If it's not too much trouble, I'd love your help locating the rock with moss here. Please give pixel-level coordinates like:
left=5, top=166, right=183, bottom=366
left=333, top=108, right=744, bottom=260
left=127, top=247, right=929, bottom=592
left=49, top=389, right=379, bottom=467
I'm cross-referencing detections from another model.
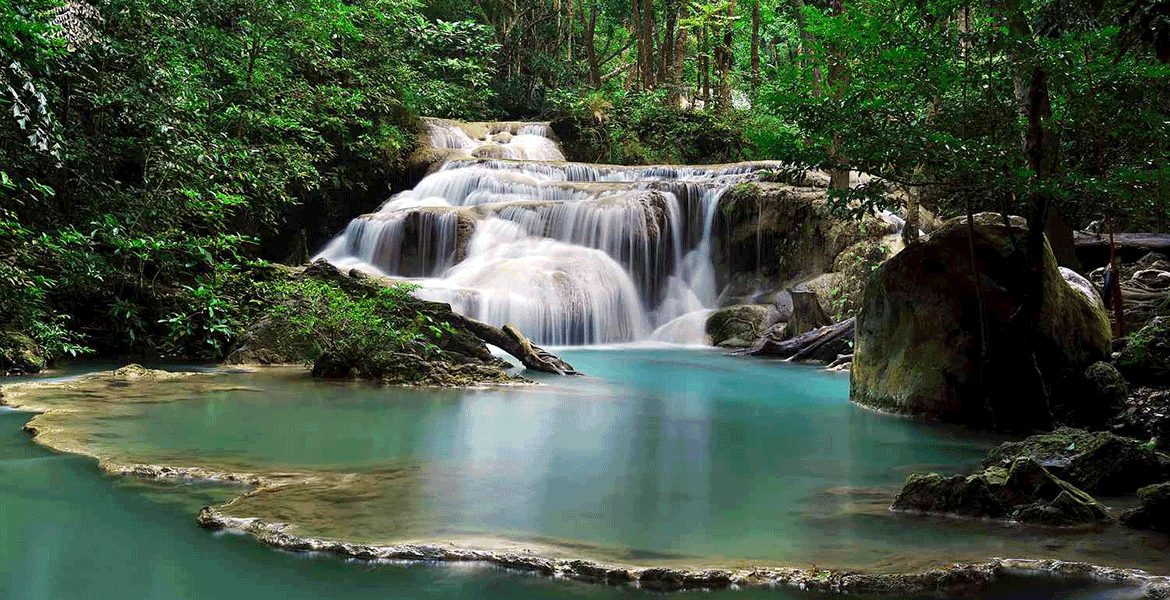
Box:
left=893, top=457, right=1110, bottom=526
left=312, top=351, right=524, bottom=387
left=705, top=305, right=780, bottom=348
left=1120, top=482, right=1170, bottom=533
left=1055, top=362, right=1129, bottom=428
left=1117, top=317, right=1170, bottom=385
left=0, top=331, right=48, bottom=375
left=712, top=182, right=896, bottom=305
left=982, top=428, right=1170, bottom=495
left=851, top=214, right=1113, bottom=429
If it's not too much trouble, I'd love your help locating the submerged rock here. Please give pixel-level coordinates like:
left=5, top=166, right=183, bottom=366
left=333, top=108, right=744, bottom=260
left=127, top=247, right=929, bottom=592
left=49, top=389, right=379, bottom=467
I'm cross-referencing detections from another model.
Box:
left=851, top=214, right=1112, bottom=429
left=892, top=456, right=1110, bottom=526
left=982, top=428, right=1170, bottom=495
left=1120, top=482, right=1170, bottom=533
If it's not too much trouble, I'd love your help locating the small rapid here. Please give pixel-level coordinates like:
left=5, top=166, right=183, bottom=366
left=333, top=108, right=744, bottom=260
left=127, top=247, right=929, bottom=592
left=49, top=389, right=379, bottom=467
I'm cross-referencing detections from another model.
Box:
left=315, top=118, right=784, bottom=345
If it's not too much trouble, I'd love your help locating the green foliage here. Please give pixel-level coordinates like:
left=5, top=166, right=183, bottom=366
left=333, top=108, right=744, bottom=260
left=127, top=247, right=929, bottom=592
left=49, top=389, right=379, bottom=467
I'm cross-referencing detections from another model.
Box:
left=756, top=0, right=1170, bottom=228
left=261, top=279, right=441, bottom=364
left=554, top=89, right=752, bottom=164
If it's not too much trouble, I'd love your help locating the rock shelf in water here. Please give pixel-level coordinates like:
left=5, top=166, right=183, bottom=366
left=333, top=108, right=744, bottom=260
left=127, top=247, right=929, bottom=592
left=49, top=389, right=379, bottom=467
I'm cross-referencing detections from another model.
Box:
left=194, top=506, right=1170, bottom=597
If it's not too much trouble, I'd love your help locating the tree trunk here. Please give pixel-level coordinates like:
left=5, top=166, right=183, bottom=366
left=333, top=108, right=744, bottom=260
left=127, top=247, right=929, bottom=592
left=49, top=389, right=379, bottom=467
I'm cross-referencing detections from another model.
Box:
left=1007, top=3, right=1058, bottom=428
left=702, top=25, right=711, bottom=105
left=672, top=24, right=688, bottom=106
left=632, top=0, right=643, bottom=89
left=660, top=6, right=677, bottom=92
left=788, top=0, right=820, bottom=96
left=827, top=0, right=849, bottom=190
left=751, top=0, right=761, bottom=87
left=582, top=4, right=601, bottom=88
left=641, top=0, right=656, bottom=89
left=718, top=0, right=737, bottom=111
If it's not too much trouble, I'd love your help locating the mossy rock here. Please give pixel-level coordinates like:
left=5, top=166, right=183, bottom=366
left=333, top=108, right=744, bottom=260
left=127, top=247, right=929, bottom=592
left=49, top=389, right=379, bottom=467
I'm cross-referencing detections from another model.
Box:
left=0, top=331, right=48, bottom=375
left=312, top=351, right=523, bottom=387
left=850, top=213, right=1112, bottom=429
left=893, top=456, right=1110, bottom=526
left=1058, top=362, right=1128, bottom=427
left=705, top=305, right=779, bottom=348
left=1120, top=482, right=1170, bottom=533
left=982, top=428, right=1170, bottom=495
left=1117, top=317, right=1170, bottom=385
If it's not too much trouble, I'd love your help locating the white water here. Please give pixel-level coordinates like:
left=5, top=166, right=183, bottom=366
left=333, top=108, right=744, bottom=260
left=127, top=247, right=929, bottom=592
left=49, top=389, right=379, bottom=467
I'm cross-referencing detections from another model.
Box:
left=316, top=119, right=780, bottom=345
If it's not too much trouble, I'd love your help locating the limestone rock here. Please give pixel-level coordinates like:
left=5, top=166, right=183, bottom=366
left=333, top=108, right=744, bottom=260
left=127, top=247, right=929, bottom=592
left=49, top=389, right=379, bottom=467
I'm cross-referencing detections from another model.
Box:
left=1120, top=482, right=1170, bottom=533
left=1117, top=317, right=1170, bottom=385
left=851, top=213, right=1112, bottom=428
left=705, top=305, right=780, bottom=347
left=892, top=457, right=1110, bottom=526
left=712, top=182, right=895, bottom=303
left=982, top=428, right=1170, bottom=495
left=0, top=331, right=47, bottom=375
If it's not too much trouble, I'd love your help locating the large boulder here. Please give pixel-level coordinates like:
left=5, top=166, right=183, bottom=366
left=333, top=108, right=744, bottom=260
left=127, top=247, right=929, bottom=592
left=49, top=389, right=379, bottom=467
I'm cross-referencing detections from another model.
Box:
left=0, top=331, right=48, bottom=375
left=982, top=428, right=1170, bottom=495
left=705, top=305, right=780, bottom=348
left=892, top=457, right=1110, bottom=526
left=1117, top=317, right=1170, bottom=385
left=1120, top=482, right=1170, bottom=533
left=851, top=214, right=1113, bottom=429
left=712, top=182, right=896, bottom=304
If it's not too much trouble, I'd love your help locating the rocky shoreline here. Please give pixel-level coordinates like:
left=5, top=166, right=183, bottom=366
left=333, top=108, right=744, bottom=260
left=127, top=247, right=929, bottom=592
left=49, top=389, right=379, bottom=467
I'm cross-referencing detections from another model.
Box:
left=195, top=506, right=1170, bottom=597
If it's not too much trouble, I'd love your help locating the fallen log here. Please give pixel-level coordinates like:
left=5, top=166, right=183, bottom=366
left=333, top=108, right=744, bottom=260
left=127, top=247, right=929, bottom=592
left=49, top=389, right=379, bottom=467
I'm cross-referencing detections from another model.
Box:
left=1074, top=232, right=1170, bottom=266
left=438, top=312, right=580, bottom=376
left=741, top=318, right=855, bottom=363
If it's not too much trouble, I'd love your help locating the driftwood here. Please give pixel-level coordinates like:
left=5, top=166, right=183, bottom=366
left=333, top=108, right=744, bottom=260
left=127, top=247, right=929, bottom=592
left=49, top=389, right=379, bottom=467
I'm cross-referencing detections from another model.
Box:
left=743, top=318, right=855, bottom=362
left=1075, top=232, right=1170, bottom=265
left=440, top=312, right=580, bottom=375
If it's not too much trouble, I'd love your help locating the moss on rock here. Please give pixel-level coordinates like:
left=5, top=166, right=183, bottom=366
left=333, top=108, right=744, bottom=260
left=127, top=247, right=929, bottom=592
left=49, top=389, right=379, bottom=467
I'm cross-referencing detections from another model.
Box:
left=0, top=331, right=48, bottom=375
left=850, top=214, right=1112, bottom=429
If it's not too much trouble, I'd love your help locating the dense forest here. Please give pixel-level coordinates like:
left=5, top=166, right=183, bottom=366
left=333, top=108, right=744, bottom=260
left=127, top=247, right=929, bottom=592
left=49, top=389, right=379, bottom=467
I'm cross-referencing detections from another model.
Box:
left=1, top=0, right=1168, bottom=370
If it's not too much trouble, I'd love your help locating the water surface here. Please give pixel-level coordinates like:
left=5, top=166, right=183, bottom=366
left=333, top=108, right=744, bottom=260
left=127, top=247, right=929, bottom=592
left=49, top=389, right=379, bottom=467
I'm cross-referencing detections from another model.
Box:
left=6, top=349, right=1170, bottom=578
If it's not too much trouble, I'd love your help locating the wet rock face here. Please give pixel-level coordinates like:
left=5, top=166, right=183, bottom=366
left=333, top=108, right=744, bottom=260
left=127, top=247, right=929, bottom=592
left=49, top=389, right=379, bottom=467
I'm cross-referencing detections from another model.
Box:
left=892, top=457, right=1110, bottom=526
left=850, top=214, right=1113, bottom=429
left=711, top=182, right=895, bottom=305
left=1117, top=317, right=1170, bottom=385
left=982, top=428, right=1170, bottom=496
left=1120, top=482, right=1170, bottom=533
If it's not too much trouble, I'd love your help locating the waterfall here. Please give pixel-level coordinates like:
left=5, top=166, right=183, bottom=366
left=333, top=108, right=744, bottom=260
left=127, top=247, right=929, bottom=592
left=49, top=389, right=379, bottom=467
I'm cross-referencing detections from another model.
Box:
left=315, top=118, right=781, bottom=345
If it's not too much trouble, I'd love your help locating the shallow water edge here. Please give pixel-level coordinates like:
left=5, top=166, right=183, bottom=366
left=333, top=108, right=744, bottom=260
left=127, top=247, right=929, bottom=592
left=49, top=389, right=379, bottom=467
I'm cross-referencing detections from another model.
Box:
left=3, top=363, right=1170, bottom=598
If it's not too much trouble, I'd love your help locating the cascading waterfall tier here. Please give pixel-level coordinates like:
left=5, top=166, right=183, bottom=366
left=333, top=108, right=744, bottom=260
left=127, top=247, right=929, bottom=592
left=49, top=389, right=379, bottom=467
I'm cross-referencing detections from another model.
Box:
left=316, top=118, right=786, bottom=345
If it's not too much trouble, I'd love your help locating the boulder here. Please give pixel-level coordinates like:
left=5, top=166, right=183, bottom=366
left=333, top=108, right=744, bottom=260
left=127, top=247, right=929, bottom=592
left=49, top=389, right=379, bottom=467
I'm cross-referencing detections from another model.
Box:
left=0, top=331, right=47, bottom=375
left=1117, top=317, right=1170, bottom=385
left=1055, top=362, right=1128, bottom=428
left=712, top=182, right=895, bottom=303
left=1120, top=482, right=1170, bottom=533
left=892, top=457, right=1110, bottom=526
left=851, top=214, right=1113, bottom=429
left=982, top=428, right=1170, bottom=495
left=705, top=305, right=780, bottom=348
